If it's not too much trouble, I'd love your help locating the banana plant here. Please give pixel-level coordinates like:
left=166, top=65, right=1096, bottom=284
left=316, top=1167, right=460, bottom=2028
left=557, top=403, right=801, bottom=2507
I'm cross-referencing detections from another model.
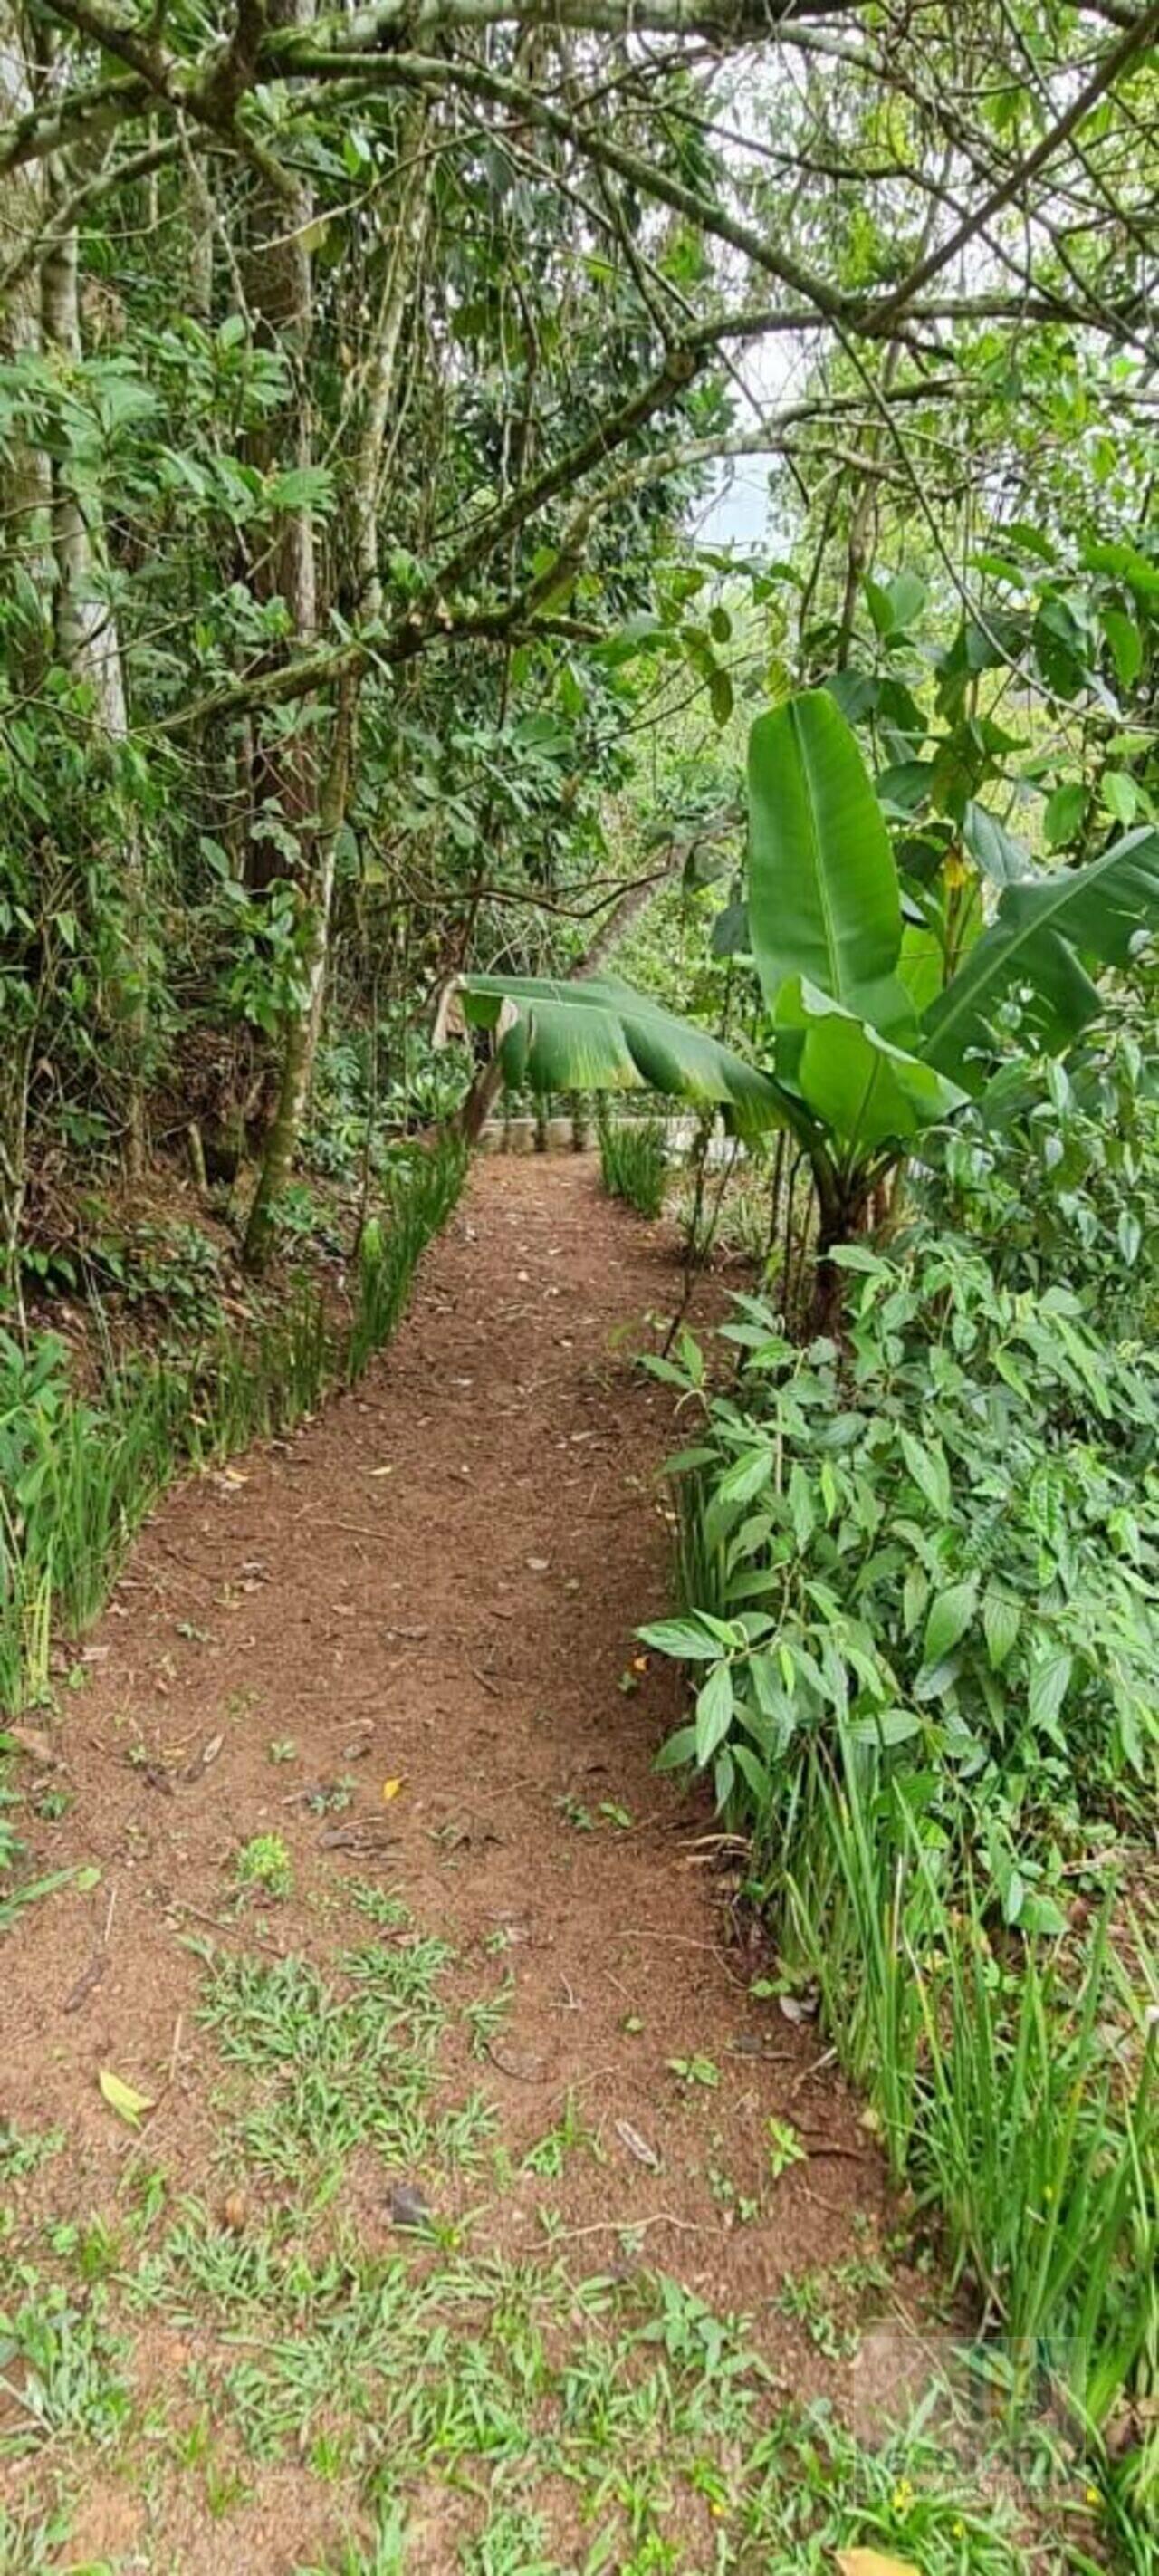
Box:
left=452, top=689, right=1159, bottom=1298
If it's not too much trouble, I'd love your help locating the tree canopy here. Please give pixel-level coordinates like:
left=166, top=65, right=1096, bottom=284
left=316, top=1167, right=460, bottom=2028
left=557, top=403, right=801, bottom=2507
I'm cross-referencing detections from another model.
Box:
left=1, top=0, right=1156, bottom=1272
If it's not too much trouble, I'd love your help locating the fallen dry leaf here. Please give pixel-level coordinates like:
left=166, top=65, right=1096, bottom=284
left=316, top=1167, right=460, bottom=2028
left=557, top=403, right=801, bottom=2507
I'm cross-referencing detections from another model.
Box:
left=99, top=2068, right=155, bottom=2128
left=836, top=2551, right=921, bottom=2576
left=381, top=1777, right=405, bottom=1803
left=6, top=1724, right=57, bottom=1765
left=615, top=2117, right=661, bottom=2171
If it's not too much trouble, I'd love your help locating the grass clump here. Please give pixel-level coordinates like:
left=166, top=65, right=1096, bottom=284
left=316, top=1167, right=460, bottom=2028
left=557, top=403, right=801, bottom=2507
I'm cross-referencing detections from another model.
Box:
left=597, top=1113, right=668, bottom=1219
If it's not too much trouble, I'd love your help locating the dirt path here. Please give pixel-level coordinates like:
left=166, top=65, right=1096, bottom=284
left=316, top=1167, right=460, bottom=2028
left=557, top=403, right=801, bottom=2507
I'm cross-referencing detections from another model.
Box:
left=0, top=1160, right=928, bottom=2575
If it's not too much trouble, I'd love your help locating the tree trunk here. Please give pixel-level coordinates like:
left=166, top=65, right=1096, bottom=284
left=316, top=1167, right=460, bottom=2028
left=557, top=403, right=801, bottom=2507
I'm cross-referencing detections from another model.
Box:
left=41, top=209, right=147, bottom=1175
left=809, top=1176, right=872, bottom=1337
left=241, top=2, right=317, bottom=898
left=244, top=674, right=353, bottom=1270
left=244, top=100, right=431, bottom=1270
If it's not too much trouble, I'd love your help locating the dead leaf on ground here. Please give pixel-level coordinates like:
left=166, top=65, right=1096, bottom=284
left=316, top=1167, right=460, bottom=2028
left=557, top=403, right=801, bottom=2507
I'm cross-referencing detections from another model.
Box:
left=99, top=2068, right=155, bottom=2128
left=836, top=2551, right=922, bottom=2576
left=615, top=2118, right=661, bottom=2171
left=381, top=1777, right=405, bottom=1803
left=62, top=1956, right=106, bottom=2014
left=6, top=1724, right=58, bottom=1765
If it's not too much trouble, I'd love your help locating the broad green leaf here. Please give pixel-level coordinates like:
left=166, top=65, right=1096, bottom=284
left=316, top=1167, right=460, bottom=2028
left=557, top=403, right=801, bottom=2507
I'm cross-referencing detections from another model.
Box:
left=848, top=1709, right=923, bottom=1745
left=886, top=568, right=927, bottom=632
left=962, top=800, right=1031, bottom=886
left=788, top=1462, right=815, bottom=1549
left=899, top=1428, right=952, bottom=1519
left=1043, top=781, right=1086, bottom=849
left=982, top=1591, right=1020, bottom=1668
left=1028, top=1648, right=1073, bottom=1737
left=1101, top=771, right=1138, bottom=828
left=694, top=1663, right=734, bottom=1764
left=923, top=826, right=1159, bottom=1079
left=923, top=1579, right=977, bottom=1668
left=1102, top=607, right=1143, bottom=689
left=776, top=980, right=966, bottom=1154
left=654, top=1724, right=698, bottom=1771
left=455, top=972, right=795, bottom=1133
left=747, top=691, right=908, bottom=1033
left=717, top=1446, right=773, bottom=1505
left=637, top=1619, right=723, bottom=1661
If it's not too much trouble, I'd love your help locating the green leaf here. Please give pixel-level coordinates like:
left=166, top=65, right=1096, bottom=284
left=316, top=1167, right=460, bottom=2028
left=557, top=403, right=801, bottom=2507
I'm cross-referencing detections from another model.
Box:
left=264, top=463, right=335, bottom=514
left=455, top=972, right=795, bottom=1134
left=1028, top=1649, right=1073, bottom=1738
left=99, top=2068, right=155, bottom=2129
left=788, top=1462, right=815, bottom=1551
left=886, top=568, right=927, bottom=632
left=654, top=1724, right=698, bottom=1772
left=923, top=826, right=1159, bottom=1079
left=694, top=1663, right=734, bottom=1765
left=637, top=1619, right=723, bottom=1661
left=962, top=801, right=1031, bottom=886
left=747, top=691, right=909, bottom=1033
left=1102, top=607, right=1143, bottom=689
left=775, top=979, right=966, bottom=1154
left=922, top=1579, right=977, bottom=1668
left=1042, top=782, right=1086, bottom=850
left=709, top=665, right=733, bottom=726
left=717, top=1446, right=773, bottom=1505
left=1101, top=771, right=1138, bottom=828
left=899, top=1428, right=952, bottom=1519
left=848, top=1708, right=923, bottom=1745
left=982, top=1591, right=1020, bottom=1668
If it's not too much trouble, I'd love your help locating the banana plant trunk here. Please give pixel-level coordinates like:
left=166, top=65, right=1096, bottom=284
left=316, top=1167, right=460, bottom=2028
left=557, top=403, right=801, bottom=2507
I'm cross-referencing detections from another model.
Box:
left=809, top=1164, right=873, bottom=1334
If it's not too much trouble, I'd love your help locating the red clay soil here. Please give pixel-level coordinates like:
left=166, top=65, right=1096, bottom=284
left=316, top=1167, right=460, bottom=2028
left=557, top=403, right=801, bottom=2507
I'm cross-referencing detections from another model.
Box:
left=0, top=1158, right=924, bottom=2570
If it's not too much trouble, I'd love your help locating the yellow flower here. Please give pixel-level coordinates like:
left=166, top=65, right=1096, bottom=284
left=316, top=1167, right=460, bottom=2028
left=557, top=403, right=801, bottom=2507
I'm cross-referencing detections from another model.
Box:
left=891, top=2479, right=915, bottom=2516
left=1086, top=2486, right=1103, bottom=2508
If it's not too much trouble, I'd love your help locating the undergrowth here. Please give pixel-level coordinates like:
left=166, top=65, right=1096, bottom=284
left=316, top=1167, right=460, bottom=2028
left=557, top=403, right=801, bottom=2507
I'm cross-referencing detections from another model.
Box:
left=597, top=1112, right=669, bottom=1220
left=640, top=1182, right=1159, bottom=2518
left=0, top=1135, right=465, bottom=1721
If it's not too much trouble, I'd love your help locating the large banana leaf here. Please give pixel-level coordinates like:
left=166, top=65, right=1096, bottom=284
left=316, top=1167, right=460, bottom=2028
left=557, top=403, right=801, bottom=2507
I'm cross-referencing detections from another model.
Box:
left=748, top=690, right=912, bottom=1036
left=455, top=971, right=801, bottom=1132
left=775, top=978, right=967, bottom=1157
left=923, top=824, right=1159, bottom=1078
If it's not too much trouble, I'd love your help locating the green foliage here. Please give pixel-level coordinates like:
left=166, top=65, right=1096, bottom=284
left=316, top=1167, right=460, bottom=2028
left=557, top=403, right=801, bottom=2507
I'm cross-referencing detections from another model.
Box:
left=747, top=690, right=905, bottom=1027
left=346, top=1137, right=466, bottom=1381
left=457, top=970, right=786, bottom=1126
left=461, top=695, right=1159, bottom=1271
left=646, top=1227, right=1158, bottom=1889
left=781, top=1749, right=1157, bottom=2421
left=641, top=1190, right=1159, bottom=2434
left=0, top=1137, right=465, bottom=1720
left=597, top=1113, right=668, bottom=1219
left=235, top=1833, right=292, bottom=1901
left=934, top=1001, right=1159, bottom=1330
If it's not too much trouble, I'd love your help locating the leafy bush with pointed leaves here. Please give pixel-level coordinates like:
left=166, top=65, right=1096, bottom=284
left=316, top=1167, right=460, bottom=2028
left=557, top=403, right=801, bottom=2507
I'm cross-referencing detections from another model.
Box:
left=642, top=1226, right=1159, bottom=1922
